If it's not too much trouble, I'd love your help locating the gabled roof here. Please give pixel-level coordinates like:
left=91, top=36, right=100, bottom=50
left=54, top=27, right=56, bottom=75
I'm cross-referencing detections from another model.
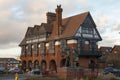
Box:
left=48, top=12, right=89, bottom=40
left=48, top=12, right=102, bottom=40
left=99, top=46, right=112, bottom=54
left=33, top=25, right=40, bottom=35
left=112, top=45, right=120, bottom=49
left=19, top=23, right=53, bottom=46
left=20, top=9, right=102, bottom=45
left=62, top=12, right=89, bottom=38
left=25, top=27, right=34, bottom=37
left=99, top=46, right=112, bottom=51
left=19, top=38, right=26, bottom=46
left=43, top=23, right=53, bottom=33
left=40, top=23, right=53, bottom=34
left=112, top=45, right=120, bottom=54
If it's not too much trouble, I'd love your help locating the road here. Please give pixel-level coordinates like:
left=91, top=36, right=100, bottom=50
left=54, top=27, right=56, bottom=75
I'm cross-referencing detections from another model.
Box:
left=0, top=74, right=27, bottom=80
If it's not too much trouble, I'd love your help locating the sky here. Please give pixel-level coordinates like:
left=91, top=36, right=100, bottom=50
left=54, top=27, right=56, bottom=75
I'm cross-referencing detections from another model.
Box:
left=0, top=0, right=120, bottom=58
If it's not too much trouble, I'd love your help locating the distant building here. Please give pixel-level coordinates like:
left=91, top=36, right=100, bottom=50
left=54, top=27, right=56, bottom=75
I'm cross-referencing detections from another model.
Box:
left=19, top=5, right=102, bottom=72
left=98, top=46, right=112, bottom=68
left=99, top=46, right=112, bottom=54
left=0, top=58, right=20, bottom=69
left=112, top=45, right=120, bottom=54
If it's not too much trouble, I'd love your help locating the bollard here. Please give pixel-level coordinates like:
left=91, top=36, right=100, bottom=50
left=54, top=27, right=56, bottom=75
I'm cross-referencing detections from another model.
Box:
left=15, top=73, right=18, bottom=80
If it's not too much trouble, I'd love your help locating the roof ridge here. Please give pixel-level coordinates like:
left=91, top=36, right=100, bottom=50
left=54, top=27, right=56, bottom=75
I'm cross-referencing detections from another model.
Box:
left=62, top=12, right=89, bottom=20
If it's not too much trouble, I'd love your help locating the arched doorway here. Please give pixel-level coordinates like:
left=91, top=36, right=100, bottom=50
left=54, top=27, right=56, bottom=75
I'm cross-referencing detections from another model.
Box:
left=28, top=60, right=32, bottom=70
left=49, top=60, right=57, bottom=72
left=22, top=60, right=26, bottom=72
left=60, top=59, right=66, bottom=67
left=41, top=60, right=46, bottom=71
left=34, top=60, right=39, bottom=69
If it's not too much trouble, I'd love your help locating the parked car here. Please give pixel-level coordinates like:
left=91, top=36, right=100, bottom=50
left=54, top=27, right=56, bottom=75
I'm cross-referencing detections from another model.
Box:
left=0, top=67, right=5, bottom=71
left=103, top=67, right=120, bottom=76
left=9, top=67, right=23, bottom=74
left=0, top=67, right=5, bottom=74
left=31, top=69, right=41, bottom=75
left=0, top=70, right=5, bottom=74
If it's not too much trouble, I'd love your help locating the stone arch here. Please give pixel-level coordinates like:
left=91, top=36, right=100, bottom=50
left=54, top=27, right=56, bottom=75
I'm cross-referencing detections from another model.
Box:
left=41, top=60, right=47, bottom=71
left=49, top=60, right=57, bottom=72
left=28, top=60, right=32, bottom=70
left=60, top=58, right=66, bottom=67
left=34, top=60, right=39, bottom=69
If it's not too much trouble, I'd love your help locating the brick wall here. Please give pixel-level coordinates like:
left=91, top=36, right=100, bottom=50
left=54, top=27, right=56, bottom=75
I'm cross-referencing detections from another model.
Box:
left=58, top=67, right=100, bottom=79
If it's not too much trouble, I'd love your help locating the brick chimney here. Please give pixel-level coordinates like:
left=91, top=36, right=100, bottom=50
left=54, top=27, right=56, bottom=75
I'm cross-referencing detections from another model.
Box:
left=46, top=12, right=56, bottom=24
left=55, top=5, right=63, bottom=36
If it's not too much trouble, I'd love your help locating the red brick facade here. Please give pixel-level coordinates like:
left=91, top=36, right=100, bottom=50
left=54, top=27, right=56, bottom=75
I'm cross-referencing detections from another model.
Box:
left=112, top=45, right=120, bottom=54
left=19, top=5, right=102, bottom=73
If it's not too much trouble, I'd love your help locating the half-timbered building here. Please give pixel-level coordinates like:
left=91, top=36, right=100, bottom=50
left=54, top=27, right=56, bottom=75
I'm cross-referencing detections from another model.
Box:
left=19, top=5, right=102, bottom=72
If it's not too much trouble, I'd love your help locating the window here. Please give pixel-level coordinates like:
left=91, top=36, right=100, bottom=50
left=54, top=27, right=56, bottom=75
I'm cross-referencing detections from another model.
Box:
left=60, top=39, right=67, bottom=52
left=34, top=44, right=38, bottom=54
left=28, top=44, right=32, bottom=56
left=89, top=41, right=96, bottom=51
left=82, top=27, right=93, bottom=34
left=78, top=39, right=81, bottom=53
left=78, top=39, right=84, bottom=53
left=21, top=46, right=26, bottom=56
left=40, top=43, right=45, bottom=54
left=49, top=41, right=55, bottom=53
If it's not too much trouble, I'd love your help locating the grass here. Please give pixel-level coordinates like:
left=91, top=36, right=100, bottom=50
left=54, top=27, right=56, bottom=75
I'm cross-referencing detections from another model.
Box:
left=25, top=76, right=74, bottom=80
left=0, top=74, right=15, bottom=77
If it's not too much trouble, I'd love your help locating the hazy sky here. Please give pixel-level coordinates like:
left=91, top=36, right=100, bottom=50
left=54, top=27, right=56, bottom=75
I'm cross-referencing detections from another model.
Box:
left=0, top=0, right=120, bottom=58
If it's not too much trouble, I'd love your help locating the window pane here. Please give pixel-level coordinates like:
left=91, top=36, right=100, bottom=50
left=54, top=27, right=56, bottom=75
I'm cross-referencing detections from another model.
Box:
left=49, top=41, right=55, bottom=53
left=28, top=44, right=32, bottom=56
left=60, top=40, right=67, bottom=52
left=21, top=46, right=26, bottom=56
left=40, top=43, right=45, bottom=53
left=34, top=44, right=38, bottom=54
